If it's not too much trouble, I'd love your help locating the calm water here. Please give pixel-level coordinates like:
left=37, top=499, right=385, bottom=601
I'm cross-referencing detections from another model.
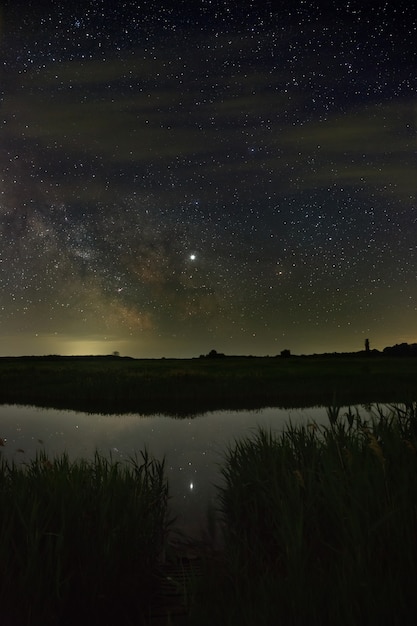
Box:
left=0, top=403, right=366, bottom=536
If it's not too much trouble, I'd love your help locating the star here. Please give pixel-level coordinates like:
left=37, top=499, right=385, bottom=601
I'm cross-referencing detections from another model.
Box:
left=0, top=1, right=414, bottom=357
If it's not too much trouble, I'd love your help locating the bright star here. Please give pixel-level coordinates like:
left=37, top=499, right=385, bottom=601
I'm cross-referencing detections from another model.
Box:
left=189, top=254, right=196, bottom=261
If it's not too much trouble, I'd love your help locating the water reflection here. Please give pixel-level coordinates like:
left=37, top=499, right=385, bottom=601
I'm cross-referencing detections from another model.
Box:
left=0, top=404, right=348, bottom=536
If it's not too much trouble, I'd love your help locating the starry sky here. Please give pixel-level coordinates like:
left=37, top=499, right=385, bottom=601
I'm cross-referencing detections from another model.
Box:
left=1, top=0, right=416, bottom=358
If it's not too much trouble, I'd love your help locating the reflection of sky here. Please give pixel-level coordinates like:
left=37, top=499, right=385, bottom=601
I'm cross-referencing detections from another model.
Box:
left=0, top=404, right=330, bottom=536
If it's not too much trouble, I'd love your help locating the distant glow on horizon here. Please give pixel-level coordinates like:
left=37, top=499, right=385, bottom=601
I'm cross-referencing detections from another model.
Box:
left=58, top=340, right=120, bottom=357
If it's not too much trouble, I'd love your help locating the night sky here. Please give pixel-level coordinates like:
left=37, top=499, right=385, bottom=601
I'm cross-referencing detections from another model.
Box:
left=1, top=1, right=416, bottom=358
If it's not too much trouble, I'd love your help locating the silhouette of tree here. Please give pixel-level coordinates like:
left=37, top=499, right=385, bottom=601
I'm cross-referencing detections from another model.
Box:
left=205, top=349, right=226, bottom=358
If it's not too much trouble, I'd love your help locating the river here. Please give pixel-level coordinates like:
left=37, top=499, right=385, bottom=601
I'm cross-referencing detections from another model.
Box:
left=0, top=403, right=374, bottom=537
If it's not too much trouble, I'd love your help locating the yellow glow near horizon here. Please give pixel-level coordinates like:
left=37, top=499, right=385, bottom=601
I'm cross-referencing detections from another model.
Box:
left=59, top=340, right=119, bottom=356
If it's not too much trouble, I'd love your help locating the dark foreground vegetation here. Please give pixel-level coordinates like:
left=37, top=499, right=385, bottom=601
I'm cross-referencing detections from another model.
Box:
left=189, top=403, right=417, bottom=625
left=1, top=404, right=417, bottom=625
left=0, top=451, right=169, bottom=626
left=1, top=353, right=417, bottom=415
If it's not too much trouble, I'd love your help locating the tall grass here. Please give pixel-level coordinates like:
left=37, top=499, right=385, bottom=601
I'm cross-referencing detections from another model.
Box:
left=0, top=450, right=170, bottom=626
left=190, top=404, right=417, bottom=625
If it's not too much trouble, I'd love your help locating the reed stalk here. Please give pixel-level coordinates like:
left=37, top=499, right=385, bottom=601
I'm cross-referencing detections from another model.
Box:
left=0, top=450, right=170, bottom=625
left=190, top=403, right=417, bottom=625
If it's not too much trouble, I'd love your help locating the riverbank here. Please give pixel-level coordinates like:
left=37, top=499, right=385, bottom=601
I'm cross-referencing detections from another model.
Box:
left=2, top=404, right=417, bottom=625
left=0, top=354, right=417, bottom=415
left=188, top=403, right=417, bottom=625
left=0, top=449, right=169, bottom=625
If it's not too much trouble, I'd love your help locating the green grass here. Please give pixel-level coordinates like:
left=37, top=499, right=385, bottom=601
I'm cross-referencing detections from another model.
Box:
left=188, top=403, right=417, bottom=625
left=1, top=354, right=417, bottom=415
left=0, top=450, right=170, bottom=626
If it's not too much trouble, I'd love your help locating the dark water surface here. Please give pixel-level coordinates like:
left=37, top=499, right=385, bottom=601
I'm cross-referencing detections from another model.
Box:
left=0, top=404, right=362, bottom=536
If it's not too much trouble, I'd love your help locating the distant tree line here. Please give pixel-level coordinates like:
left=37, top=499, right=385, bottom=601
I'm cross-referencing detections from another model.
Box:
left=382, top=343, right=417, bottom=356
left=199, top=349, right=226, bottom=359
left=198, top=342, right=417, bottom=360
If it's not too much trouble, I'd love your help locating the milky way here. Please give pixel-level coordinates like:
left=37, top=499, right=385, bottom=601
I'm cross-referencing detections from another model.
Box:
left=1, top=1, right=416, bottom=357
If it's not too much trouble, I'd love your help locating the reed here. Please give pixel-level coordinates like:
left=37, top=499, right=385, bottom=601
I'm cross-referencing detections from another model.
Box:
left=0, top=450, right=170, bottom=625
left=190, top=404, right=417, bottom=625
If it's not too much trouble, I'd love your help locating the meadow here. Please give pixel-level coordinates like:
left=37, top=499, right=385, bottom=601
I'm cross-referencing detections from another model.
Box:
left=0, top=353, right=417, bottom=415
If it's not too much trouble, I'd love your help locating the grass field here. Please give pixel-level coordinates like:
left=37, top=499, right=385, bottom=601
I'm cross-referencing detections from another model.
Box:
left=0, top=354, right=417, bottom=415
